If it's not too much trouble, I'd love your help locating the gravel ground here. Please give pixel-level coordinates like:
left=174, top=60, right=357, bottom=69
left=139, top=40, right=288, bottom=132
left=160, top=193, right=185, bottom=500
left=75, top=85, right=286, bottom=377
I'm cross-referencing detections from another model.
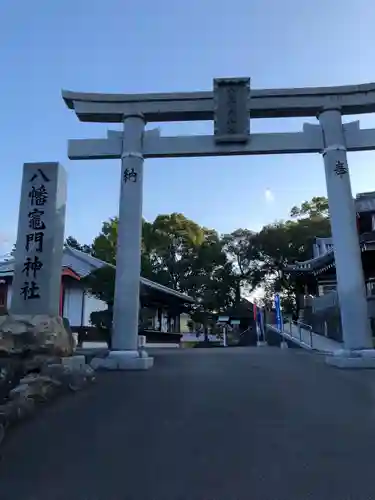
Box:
left=1, top=347, right=375, bottom=500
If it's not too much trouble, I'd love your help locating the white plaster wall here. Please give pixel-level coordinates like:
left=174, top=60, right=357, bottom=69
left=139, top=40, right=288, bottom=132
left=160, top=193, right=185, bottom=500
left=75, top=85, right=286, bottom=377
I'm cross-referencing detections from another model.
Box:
left=7, top=284, right=13, bottom=308
left=83, top=293, right=107, bottom=326
left=180, top=313, right=191, bottom=333
left=63, top=286, right=84, bottom=326
left=8, top=279, right=108, bottom=328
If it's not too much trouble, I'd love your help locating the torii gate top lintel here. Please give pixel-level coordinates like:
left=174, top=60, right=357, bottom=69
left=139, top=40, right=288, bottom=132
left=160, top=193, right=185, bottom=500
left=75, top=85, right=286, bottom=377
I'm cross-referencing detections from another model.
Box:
left=62, top=79, right=375, bottom=123
left=63, top=78, right=375, bottom=160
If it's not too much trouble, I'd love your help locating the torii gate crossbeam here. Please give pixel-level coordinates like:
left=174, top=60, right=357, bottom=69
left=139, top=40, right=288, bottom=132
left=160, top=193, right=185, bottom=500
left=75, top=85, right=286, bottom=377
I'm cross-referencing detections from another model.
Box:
left=67, top=122, right=375, bottom=160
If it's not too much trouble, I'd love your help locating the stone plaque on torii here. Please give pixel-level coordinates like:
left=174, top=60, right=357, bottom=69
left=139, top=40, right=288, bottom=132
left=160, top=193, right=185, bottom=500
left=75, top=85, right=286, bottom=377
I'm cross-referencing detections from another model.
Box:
left=63, top=78, right=375, bottom=369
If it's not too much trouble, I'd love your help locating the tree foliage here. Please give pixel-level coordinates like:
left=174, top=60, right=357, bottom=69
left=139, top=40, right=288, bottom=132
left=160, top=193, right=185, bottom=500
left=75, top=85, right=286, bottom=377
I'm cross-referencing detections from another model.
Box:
left=251, top=197, right=331, bottom=311
left=78, top=214, right=242, bottom=328
left=290, top=196, right=329, bottom=219
left=66, top=195, right=332, bottom=321
left=65, top=236, right=92, bottom=255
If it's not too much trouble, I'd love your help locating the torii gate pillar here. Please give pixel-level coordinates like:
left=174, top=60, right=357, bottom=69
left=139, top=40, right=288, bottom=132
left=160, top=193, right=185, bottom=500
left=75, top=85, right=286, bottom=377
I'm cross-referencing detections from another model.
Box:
left=93, top=114, right=153, bottom=370
left=113, top=115, right=145, bottom=349
left=318, top=108, right=373, bottom=365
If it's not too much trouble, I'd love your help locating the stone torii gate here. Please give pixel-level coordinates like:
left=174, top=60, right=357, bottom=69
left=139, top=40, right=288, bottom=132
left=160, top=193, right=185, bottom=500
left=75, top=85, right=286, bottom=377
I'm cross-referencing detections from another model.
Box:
left=63, top=78, right=375, bottom=369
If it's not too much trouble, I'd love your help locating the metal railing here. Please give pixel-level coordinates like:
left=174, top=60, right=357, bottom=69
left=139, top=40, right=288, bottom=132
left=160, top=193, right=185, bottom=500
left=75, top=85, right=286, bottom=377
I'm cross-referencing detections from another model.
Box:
left=286, top=319, right=314, bottom=349
left=238, top=326, right=254, bottom=345
left=239, top=326, right=251, bottom=338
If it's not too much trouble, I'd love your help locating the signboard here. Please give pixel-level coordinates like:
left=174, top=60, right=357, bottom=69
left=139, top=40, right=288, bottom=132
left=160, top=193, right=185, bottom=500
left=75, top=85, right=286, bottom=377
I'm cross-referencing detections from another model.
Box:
left=213, top=77, right=250, bottom=144
left=217, top=316, right=230, bottom=323
left=216, top=316, right=229, bottom=325
left=274, top=294, right=282, bottom=331
left=230, top=319, right=240, bottom=325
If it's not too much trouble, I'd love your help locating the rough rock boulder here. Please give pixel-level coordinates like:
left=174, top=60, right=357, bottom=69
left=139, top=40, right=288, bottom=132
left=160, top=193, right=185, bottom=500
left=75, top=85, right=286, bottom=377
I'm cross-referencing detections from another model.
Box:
left=0, top=314, right=74, bottom=357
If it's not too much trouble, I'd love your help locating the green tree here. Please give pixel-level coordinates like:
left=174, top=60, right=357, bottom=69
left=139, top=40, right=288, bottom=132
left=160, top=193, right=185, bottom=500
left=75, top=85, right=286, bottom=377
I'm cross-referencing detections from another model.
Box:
left=250, top=197, right=331, bottom=310
left=76, top=197, right=332, bottom=334
left=81, top=265, right=116, bottom=348
left=222, top=228, right=264, bottom=302
left=90, top=218, right=118, bottom=265
left=65, top=236, right=92, bottom=254
left=290, top=196, right=329, bottom=218
left=82, top=213, right=238, bottom=338
left=146, top=213, right=207, bottom=290
left=252, top=196, right=331, bottom=279
left=82, top=265, right=115, bottom=305
left=182, top=230, right=236, bottom=336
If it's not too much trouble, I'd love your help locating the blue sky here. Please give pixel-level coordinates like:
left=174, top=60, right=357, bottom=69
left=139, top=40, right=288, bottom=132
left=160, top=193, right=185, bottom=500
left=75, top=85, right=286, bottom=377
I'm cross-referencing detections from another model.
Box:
left=1, top=0, right=375, bottom=255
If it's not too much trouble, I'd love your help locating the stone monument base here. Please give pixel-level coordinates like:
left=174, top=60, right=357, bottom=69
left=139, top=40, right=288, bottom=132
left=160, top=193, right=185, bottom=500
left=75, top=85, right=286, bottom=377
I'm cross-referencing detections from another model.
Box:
left=326, top=349, right=375, bottom=368
left=0, top=314, right=74, bottom=357
left=90, top=350, right=154, bottom=371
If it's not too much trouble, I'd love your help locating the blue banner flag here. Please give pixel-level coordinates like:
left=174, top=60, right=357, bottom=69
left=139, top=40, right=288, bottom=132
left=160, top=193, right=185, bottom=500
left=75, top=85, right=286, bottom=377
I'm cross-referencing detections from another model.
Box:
left=274, top=294, right=282, bottom=330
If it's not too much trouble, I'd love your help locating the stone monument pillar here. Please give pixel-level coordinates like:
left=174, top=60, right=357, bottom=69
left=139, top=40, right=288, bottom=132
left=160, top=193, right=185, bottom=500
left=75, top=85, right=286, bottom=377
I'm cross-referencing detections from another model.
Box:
left=11, top=163, right=66, bottom=316
left=318, top=108, right=372, bottom=351
left=1, top=162, right=73, bottom=356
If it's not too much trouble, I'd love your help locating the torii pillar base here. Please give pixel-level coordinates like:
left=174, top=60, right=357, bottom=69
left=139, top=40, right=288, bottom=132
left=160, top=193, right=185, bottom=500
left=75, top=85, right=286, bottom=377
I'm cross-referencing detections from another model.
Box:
left=91, top=350, right=154, bottom=371
left=326, top=349, right=375, bottom=369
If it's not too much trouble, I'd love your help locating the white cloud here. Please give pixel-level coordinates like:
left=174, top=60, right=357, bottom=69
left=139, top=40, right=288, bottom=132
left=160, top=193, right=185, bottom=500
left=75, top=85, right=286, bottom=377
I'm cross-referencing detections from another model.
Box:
left=264, top=188, right=275, bottom=203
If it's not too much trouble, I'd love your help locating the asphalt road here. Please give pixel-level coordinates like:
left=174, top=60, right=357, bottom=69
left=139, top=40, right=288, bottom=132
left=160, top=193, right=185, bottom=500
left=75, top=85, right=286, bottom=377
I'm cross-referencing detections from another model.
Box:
left=1, top=347, right=375, bottom=500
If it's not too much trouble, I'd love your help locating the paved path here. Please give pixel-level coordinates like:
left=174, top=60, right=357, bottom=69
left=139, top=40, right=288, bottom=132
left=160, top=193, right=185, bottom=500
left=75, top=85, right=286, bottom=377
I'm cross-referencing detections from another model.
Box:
left=1, top=347, right=375, bottom=500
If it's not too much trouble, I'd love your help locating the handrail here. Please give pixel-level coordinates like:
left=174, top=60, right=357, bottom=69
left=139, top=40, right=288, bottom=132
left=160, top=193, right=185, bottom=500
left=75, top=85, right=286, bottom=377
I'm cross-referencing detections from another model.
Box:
left=269, top=320, right=340, bottom=353
left=293, top=320, right=313, bottom=348
left=285, top=319, right=313, bottom=349
left=239, top=327, right=252, bottom=337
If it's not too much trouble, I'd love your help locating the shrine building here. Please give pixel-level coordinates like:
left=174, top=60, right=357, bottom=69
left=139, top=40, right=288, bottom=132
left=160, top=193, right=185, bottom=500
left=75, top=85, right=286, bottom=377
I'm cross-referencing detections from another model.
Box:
left=284, top=191, right=375, bottom=340
left=0, top=246, right=194, bottom=344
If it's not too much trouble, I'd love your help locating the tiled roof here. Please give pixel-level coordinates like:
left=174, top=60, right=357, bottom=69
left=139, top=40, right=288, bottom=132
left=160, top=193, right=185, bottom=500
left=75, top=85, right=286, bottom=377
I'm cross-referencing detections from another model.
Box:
left=284, top=250, right=335, bottom=274
left=284, top=240, right=371, bottom=275
left=0, top=246, right=195, bottom=303
left=64, top=247, right=194, bottom=302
